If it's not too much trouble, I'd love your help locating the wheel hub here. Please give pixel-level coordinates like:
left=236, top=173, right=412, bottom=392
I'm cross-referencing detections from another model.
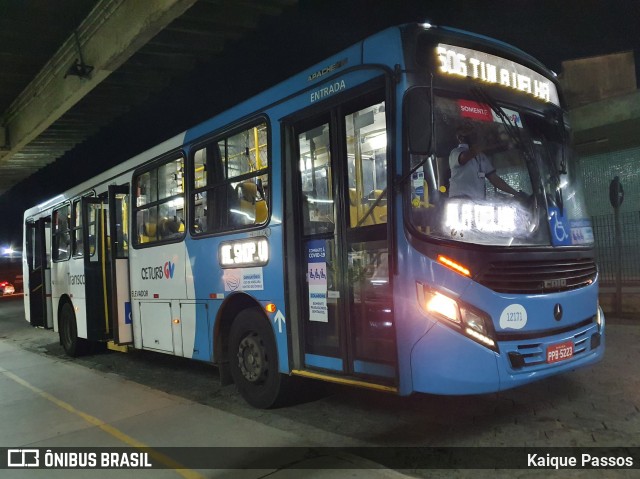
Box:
left=237, top=334, right=267, bottom=382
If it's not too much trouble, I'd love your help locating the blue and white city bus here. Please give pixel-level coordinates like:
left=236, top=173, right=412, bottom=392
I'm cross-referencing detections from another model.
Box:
left=23, top=23, right=604, bottom=408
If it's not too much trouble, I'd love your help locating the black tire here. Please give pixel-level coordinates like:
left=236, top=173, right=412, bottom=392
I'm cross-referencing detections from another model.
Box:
left=228, top=308, right=289, bottom=408
left=59, top=302, right=88, bottom=357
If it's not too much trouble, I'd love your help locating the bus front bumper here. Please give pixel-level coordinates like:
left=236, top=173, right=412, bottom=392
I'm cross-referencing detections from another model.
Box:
left=410, top=313, right=605, bottom=395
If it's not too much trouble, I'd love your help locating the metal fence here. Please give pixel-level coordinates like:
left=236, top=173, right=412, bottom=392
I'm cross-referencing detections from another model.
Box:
left=591, top=211, right=640, bottom=285
left=578, top=145, right=640, bottom=286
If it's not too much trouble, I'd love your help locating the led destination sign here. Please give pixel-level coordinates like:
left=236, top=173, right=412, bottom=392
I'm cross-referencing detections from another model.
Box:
left=436, top=43, right=560, bottom=106
left=219, top=236, right=269, bottom=268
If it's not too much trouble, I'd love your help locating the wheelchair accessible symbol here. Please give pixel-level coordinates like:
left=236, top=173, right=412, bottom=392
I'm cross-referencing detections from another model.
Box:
left=124, top=301, right=132, bottom=325
left=309, top=268, right=326, bottom=280
left=549, top=207, right=571, bottom=245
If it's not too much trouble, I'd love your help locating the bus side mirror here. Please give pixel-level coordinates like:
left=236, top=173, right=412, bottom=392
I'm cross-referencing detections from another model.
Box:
left=405, top=88, right=432, bottom=155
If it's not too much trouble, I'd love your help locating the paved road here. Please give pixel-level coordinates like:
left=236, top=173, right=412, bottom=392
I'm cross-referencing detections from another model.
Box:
left=1, top=296, right=638, bottom=478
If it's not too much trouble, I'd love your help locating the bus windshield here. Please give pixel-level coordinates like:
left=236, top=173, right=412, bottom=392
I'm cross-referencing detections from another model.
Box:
left=408, top=93, right=593, bottom=247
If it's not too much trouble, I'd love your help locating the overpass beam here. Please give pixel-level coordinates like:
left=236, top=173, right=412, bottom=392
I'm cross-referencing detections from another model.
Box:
left=0, top=0, right=198, bottom=166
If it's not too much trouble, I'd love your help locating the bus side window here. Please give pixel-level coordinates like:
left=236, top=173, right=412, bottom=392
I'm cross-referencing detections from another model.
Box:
left=137, top=208, right=157, bottom=244
left=298, top=123, right=333, bottom=235
left=114, top=193, right=130, bottom=258
left=71, top=200, right=83, bottom=257
left=345, top=101, right=387, bottom=228
left=133, top=156, right=184, bottom=246
left=158, top=206, right=184, bottom=239
left=191, top=122, right=269, bottom=235
left=193, top=191, right=207, bottom=233
left=52, top=204, right=71, bottom=261
left=87, top=203, right=97, bottom=256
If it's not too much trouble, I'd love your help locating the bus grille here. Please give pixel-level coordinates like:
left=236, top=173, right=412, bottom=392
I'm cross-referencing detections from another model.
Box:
left=506, top=321, right=598, bottom=370
left=476, top=258, right=597, bottom=294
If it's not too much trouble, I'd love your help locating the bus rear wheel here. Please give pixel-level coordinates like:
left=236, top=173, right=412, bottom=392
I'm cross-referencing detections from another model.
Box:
left=59, top=302, right=88, bottom=357
left=228, top=308, right=288, bottom=408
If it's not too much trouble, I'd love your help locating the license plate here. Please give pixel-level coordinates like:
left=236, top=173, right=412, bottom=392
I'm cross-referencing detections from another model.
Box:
left=546, top=340, right=574, bottom=364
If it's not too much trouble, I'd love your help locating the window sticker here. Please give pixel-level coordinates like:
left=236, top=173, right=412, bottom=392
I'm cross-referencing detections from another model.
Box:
left=570, top=219, right=594, bottom=245
left=222, top=267, right=264, bottom=291
left=307, top=239, right=328, bottom=322
left=458, top=99, right=493, bottom=122
left=548, top=207, right=572, bottom=246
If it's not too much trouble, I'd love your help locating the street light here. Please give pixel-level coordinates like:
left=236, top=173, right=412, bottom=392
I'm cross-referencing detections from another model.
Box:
left=1, top=246, right=21, bottom=258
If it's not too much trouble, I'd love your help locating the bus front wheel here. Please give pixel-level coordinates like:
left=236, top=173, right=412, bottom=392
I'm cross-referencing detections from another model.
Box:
left=228, top=308, right=288, bottom=408
left=59, top=302, right=87, bottom=357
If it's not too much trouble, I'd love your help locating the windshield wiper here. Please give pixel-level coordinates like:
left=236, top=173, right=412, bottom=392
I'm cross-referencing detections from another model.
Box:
left=553, top=115, right=567, bottom=214
left=470, top=87, right=537, bottom=167
left=470, top=87, right=549, bottom=219
left=547, top=108, right=568, bottom=175
left=535, top=138, right=565, bottom=215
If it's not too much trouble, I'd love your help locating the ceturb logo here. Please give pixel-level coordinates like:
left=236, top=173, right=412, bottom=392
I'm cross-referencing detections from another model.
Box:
left=164, top=261, right=175, bottom=279
left=140, top=261, right=175, bottom=280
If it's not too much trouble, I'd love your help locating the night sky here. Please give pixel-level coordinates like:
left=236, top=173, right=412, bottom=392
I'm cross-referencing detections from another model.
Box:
left=1, top=0, right=639, bottom=247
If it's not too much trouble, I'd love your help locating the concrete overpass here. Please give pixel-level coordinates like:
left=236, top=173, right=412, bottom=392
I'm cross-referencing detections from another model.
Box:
left=0, top=0, right=295, bottom=196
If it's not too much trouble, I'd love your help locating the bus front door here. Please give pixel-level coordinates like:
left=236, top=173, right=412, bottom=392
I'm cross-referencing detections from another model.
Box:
left=290, top=92, right=397, bottom=385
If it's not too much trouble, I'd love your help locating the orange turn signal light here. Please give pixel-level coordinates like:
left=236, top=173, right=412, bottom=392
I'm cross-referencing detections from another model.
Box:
left=265, top=303, right=277, bottom=313
left=437, top=255, right=471, bottom=277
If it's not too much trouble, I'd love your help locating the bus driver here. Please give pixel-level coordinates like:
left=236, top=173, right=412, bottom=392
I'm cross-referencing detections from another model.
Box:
left=449, top=124, right=522, bottom=200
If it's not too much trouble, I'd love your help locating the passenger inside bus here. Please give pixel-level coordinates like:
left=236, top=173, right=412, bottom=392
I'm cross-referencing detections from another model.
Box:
left=158, top=216, right=183, bottom=239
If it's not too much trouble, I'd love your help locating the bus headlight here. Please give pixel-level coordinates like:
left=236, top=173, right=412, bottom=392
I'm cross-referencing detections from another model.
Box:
left=425, top=291, right=460, bottom=324
left=417, top=283, right=498, bottom=352
left=461, top=307, right=489, bottom=336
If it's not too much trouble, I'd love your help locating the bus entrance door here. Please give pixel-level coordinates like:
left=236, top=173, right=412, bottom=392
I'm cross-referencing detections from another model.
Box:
left=107, top=185, right=132, bottom=345
left=291, top=93, right=397, bottom=386
left=81, top=197, right=111, bottom=341
left=81, top=188, right=132, bottom=345
left=26, top=217, right=52, bottom=328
